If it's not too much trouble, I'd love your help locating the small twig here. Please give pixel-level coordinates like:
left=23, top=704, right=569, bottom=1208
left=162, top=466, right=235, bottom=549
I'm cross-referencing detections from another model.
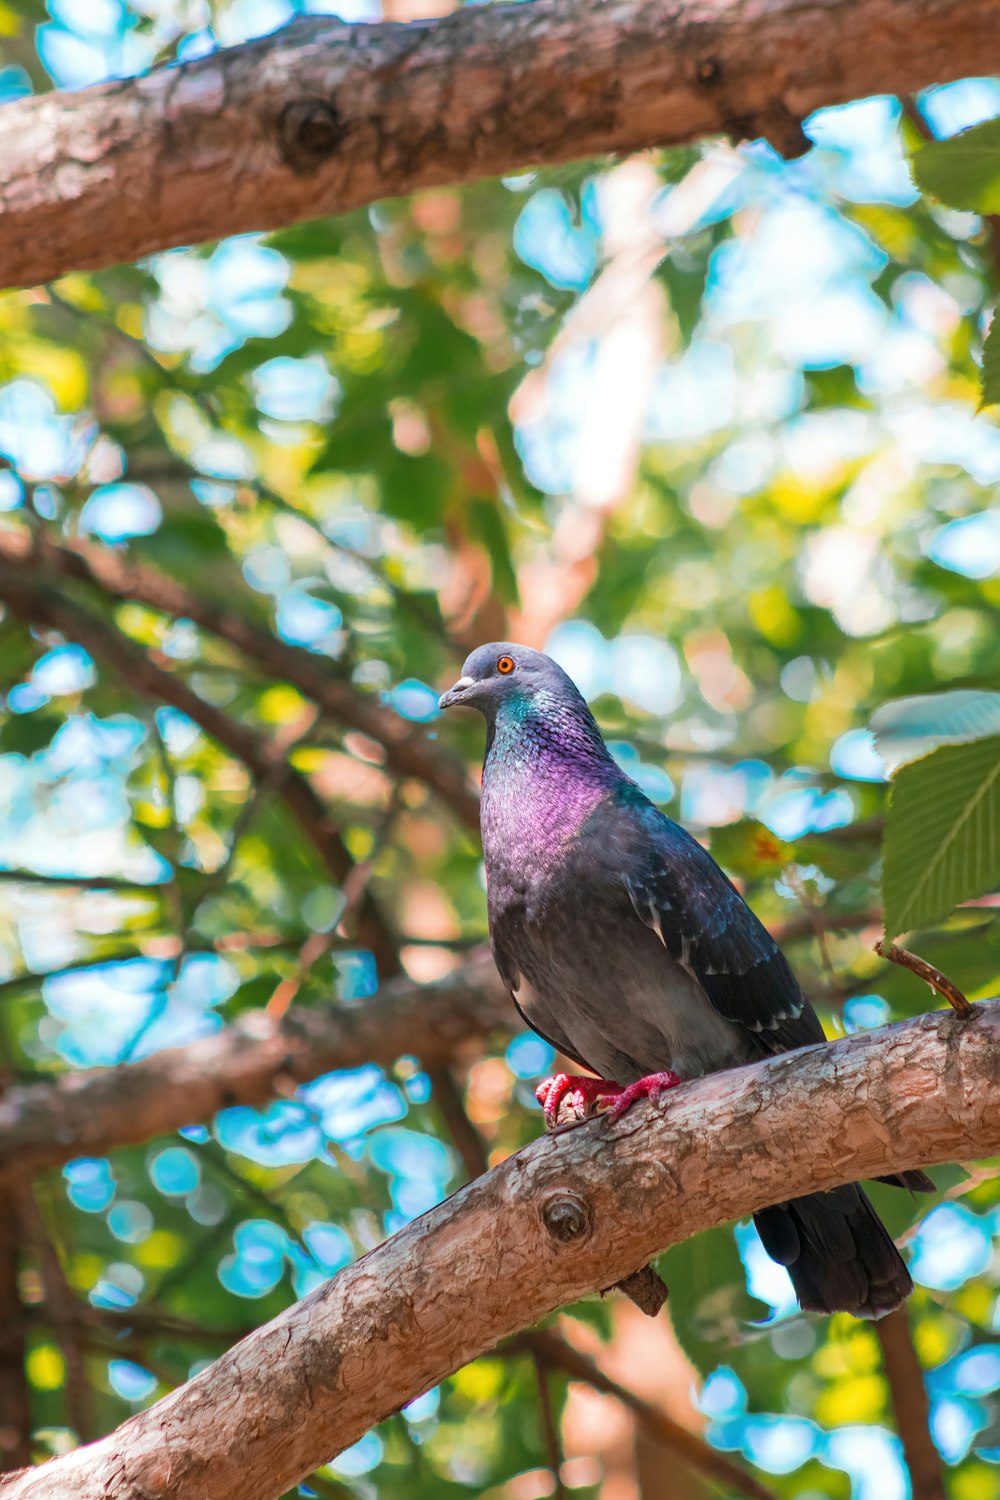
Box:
left=875, top=940, right=972, bottom=1017
left=783, top=867, right=843, bottom=1003
left=0, top=871, right=155, bottom=892
left=427, top=1065, right=489, bottom=1180
left=265, top=930, right=337, bottom=1020
left=530, top=1348, right=567, bottom=1500
left=0, top=1041, right=30, bottom=1471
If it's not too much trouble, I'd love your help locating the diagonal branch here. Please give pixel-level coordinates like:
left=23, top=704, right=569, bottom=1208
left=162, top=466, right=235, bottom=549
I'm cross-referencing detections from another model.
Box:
left=0, top=1005, right=995, bottom=1500
left=517, top=1330, right=778, bottom=1500
left=0, top=884, right=966, bottom=1182
left=0, top=527, right=480, bottom=830
left=0, top=566, right=399, bottom=977
left=2, top=0, right=1000, bottom=287
left=0, top=953, right=508, bottom=1184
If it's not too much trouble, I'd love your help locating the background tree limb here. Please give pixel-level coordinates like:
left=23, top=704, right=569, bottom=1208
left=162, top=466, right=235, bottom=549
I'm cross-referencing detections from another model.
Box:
left=1, top=1004, right=995, bottom=1500
left=0, top=567, right=400, bottom=977
left=2, top=0, right=1000, bottom=288
left=874, top=1311, right=947, bottom=1500
left=0, top=954, right=507, bottom=1183
left=0, top=528, right=480, bottom=830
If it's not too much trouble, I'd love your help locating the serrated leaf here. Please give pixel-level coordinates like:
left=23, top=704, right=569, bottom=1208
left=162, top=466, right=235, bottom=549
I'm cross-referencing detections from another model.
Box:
left=911, top=115, right=1000, bottom=213
left=871, top=689, right=1000, bottom=770
left=882, top=736, right=1000, bottom=937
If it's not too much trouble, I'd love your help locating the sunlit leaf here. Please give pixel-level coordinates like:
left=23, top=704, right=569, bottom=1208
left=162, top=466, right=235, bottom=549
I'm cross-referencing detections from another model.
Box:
left=911, top=115, right=1000, bottom=212
left=882, top=736, right=1000, bottom=937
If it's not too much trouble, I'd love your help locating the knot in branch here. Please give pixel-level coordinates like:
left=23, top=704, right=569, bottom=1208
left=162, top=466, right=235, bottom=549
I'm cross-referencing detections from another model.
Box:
left=278, top=98, right=344, bottom=174
left=542, top=1191, right=592, bottom=1246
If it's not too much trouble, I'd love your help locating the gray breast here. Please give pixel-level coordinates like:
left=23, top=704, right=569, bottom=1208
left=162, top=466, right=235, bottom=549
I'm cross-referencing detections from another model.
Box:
left=500, top=883, right=752, bottom=1085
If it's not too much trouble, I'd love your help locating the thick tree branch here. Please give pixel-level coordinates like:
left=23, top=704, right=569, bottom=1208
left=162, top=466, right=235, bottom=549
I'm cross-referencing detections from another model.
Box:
left=0, top=954, right=508, bottom=1184
left=0, top=1005, right=995, bottom=1500
left=0, top=528, right=480, bottom=830
left=2, top=0, right=1000, bottom=287
left=0, top=567, right=399, bottom=977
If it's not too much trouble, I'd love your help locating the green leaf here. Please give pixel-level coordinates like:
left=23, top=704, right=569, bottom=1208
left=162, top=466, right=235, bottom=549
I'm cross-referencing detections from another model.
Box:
left=882, top=735, right=1000, bottom=937
left=872, top=689, right=1000, bottom=767
left=911, top=115, right=1000, bottom=213
left=981, top=313, right=1000, bottom=408
left=0, top=711, right=62, bottom=757
left=709, top=819, right=795, bottom=879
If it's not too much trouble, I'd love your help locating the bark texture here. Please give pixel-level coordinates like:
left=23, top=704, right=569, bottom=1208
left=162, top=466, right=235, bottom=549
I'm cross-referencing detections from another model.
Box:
left=2, top=1004, right=997, bottom=1500
left=2, top=0, right=1000, bottom=288
left=0, top=954, right=507, bottom=1184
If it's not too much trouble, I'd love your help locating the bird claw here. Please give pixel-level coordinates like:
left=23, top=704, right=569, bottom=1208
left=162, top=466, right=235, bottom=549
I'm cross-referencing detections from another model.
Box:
left=535, top=1073, right=623, bottom=1129
left=535, top=1070, right=682, bottom=1129
left=605, top=1071, right=682, bottom=1122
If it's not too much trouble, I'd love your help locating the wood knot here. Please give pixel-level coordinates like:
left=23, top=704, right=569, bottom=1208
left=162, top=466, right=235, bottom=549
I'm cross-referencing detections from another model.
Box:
left=695, top=56, right=721, bottom=85
left=542, top=1192, right=592, bottom=1245
left=278, top=99, right=344, bottom=174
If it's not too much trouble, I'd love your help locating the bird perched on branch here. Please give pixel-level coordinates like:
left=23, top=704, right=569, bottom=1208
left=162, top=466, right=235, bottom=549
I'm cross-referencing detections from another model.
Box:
left=439, top=642, right=932, bottom=1319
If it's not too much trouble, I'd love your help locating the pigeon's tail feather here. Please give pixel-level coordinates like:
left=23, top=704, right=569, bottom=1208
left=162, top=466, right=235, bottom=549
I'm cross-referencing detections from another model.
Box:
left=754, top=1186, right=912, bottom=1320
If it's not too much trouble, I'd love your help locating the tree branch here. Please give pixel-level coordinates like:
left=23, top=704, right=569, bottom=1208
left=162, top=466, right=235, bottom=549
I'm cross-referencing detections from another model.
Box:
left=517, top=1330, right=778, bottom=1500
left=1, top=1005, right=995, bottom=1500
left=0, top=954, right=508, bottom=1184
left=0, top=528, right=480, bottom=831
left=1, top=0, right=999, bottom=287
left=0, top=566, right=399, bottom=977
left=874, top=1310, right=947, bottom=1500
left=0, top=1191, right=30, bottom=1471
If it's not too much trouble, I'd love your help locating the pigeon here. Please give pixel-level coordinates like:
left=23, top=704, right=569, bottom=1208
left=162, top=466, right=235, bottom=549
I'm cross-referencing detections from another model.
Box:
left=439, top=641, right=933, bottom=1319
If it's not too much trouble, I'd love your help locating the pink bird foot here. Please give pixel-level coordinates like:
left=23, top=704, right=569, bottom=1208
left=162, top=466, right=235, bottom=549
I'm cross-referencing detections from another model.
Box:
left=605, top=1071, right=682, bottom=1122
left=535, top=1070, right=682, bottom=1129
left=535, top=1073, right=623, bottom=1129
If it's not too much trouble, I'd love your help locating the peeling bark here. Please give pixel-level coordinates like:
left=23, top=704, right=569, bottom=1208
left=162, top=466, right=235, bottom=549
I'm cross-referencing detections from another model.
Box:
left=1, top=0, right=1000, bottom=287
left=1, top=1005, right=997, bottom=1500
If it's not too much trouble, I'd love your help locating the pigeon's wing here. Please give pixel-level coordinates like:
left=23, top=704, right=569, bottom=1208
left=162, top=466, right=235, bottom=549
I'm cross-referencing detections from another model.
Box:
left=617, top=800, right=824, bottom=1055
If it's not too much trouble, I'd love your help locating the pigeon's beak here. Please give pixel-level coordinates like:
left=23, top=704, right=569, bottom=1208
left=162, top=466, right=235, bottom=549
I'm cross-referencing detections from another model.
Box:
left=438, top=676, right=475, bottom=711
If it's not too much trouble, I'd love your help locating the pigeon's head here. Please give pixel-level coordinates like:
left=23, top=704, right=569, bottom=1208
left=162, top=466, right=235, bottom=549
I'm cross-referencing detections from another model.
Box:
left=438, top=642, right=584, bottom=720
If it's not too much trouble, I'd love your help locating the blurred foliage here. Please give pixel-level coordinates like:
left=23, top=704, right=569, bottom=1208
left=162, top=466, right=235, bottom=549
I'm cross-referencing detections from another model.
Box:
left=0, top=4, right=999, bottom=1499
left=913, top=108, right=1000, bottom=405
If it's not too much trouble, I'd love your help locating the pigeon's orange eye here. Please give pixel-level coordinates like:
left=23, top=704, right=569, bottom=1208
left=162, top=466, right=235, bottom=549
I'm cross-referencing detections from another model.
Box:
left=496, top=654, right=515, bottom=675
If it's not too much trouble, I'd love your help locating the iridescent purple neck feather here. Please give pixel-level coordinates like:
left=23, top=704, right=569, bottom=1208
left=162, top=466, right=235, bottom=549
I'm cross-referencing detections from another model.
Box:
left=481, top=684, right=623, bottom=864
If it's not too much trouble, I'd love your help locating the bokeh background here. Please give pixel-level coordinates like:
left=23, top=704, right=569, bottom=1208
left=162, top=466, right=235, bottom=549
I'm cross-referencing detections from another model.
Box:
left=1, top=2, right=999, bottom=1497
